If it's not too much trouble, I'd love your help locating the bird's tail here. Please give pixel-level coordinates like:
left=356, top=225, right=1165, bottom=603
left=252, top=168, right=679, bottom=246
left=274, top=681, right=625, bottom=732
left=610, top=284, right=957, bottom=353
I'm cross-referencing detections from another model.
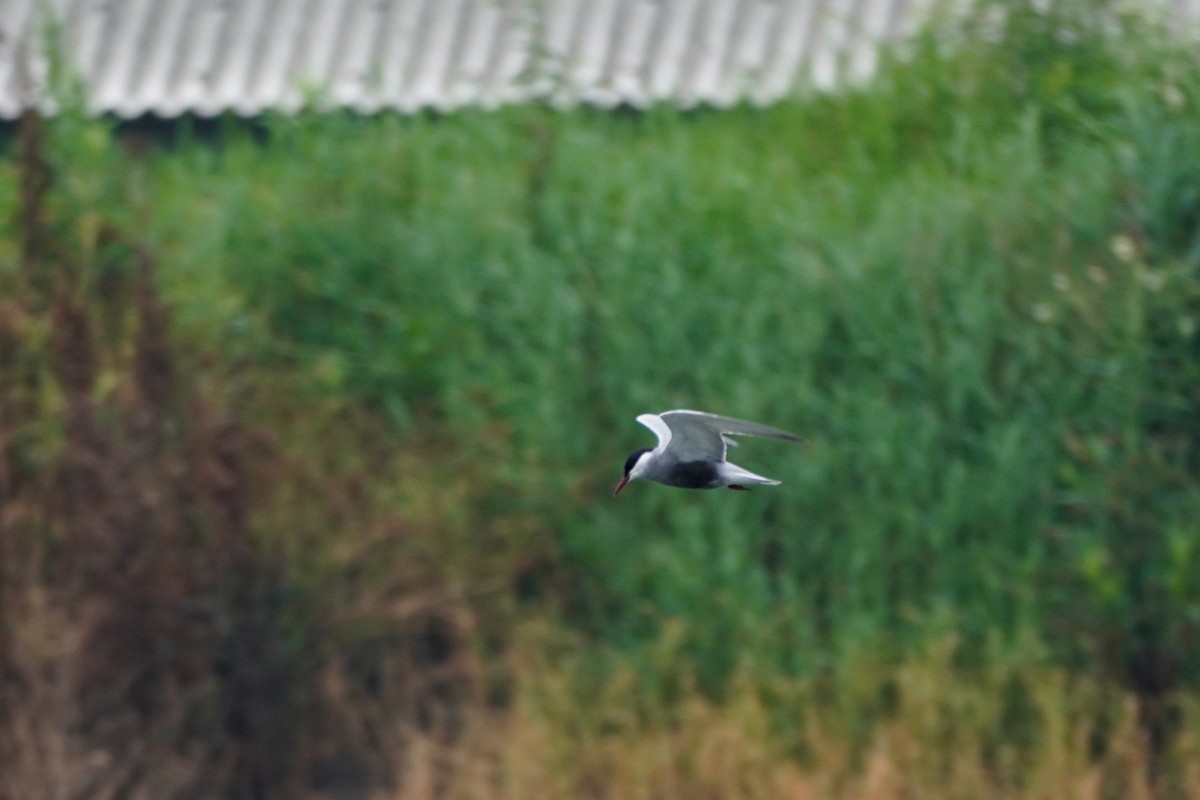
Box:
left=720, top=462, right=782, bottom=486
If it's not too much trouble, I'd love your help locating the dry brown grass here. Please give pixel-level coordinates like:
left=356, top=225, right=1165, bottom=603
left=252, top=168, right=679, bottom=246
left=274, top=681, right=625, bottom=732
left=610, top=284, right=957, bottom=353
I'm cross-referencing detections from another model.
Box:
left=0, top=110, right=487, bottom=800
left=378, top=626, right=1200, bottom=800
left=0, top=240, right=312, bottom=798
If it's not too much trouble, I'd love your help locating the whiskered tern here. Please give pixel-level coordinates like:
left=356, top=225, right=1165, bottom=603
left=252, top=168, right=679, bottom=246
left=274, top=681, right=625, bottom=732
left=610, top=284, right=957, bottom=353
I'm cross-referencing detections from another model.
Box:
left=613, top=410, right=803, bottom=495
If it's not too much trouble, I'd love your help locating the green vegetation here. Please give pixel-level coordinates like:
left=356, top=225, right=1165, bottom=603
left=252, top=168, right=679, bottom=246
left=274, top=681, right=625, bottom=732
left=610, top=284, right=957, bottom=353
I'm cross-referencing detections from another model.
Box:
left=3, top=1, right=1200, bottom=797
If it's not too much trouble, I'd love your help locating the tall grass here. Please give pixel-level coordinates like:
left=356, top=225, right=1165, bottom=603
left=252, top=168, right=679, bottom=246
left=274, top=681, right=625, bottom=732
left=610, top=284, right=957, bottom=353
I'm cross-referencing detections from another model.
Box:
left=3, top=0, right=1200, bottom=796
left=381, top=623, right=1200, bottom=800
left=135, top=0, right=1200, bottom=689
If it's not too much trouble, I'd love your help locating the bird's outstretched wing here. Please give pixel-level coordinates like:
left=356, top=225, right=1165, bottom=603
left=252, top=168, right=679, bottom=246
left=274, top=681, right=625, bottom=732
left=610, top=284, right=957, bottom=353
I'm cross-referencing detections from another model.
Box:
left=663, top=410, right=804, bottom=442
left=639, top=410, right=803, bottom=463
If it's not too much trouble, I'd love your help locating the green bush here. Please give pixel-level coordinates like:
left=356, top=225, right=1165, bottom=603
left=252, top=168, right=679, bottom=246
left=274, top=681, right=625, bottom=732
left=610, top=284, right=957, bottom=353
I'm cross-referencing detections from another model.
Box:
left=10, top=0, right=1196, bottom=707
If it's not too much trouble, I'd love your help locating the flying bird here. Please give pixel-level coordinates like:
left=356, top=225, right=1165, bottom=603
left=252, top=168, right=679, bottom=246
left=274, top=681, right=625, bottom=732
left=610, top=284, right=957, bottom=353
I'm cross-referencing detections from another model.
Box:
left=613, top=410, right=803, bottom=495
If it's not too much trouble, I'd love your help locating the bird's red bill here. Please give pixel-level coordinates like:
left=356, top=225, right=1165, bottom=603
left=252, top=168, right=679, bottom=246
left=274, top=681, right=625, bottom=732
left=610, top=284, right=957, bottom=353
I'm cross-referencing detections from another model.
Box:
left=613, top=476, right=629, bottom=496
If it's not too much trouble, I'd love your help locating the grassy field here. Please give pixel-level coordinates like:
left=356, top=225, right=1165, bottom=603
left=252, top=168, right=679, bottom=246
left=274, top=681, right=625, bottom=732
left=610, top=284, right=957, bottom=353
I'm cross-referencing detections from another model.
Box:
left=3, top=1, right=1200, bottom=797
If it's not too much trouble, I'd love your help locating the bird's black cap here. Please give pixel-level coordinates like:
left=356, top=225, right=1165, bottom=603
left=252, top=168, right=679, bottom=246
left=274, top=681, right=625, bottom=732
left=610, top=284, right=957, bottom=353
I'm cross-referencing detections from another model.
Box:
left=623, top=448, right=653, bottom=475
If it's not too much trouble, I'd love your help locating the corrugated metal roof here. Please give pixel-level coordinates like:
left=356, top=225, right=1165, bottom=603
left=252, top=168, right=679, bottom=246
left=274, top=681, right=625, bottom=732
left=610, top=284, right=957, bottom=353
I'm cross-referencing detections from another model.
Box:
left=0, top=0, right=1196, bottom=118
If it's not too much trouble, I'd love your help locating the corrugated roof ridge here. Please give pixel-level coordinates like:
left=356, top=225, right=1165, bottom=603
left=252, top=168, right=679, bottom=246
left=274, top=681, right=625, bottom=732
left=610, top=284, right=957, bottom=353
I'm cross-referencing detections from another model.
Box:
left=1, top=0, right=1197, bottom=118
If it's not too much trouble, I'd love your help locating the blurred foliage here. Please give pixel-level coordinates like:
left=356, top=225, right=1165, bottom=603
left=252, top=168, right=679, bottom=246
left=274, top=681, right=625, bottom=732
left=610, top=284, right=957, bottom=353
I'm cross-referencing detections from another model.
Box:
left=2, top=0, right=1200, bottom=796
left=121, top=0, right=1200, bottom=694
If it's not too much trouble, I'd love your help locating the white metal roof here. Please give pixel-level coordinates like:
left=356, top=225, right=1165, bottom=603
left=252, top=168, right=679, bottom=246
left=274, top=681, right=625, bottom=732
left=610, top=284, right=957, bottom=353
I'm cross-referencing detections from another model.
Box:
left=0, top=0, right=1196, bottom=118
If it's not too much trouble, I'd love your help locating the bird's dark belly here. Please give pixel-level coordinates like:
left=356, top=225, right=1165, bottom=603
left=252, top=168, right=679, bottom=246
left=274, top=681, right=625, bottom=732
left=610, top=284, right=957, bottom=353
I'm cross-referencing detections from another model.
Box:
left=661, top=460, right=722, bottom=489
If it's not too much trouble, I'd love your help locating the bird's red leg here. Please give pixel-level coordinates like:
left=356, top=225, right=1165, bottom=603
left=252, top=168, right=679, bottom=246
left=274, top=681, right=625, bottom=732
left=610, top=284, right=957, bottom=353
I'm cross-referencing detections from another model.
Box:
left=728, top=484, right=750, bottom=491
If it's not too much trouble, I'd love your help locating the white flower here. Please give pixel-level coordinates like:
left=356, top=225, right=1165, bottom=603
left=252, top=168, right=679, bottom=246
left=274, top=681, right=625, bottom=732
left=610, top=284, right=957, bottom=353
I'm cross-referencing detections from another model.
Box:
left=1032, top=303, right=1054, bottom=323
left=1162, top=84, right=1185, bottom=110
left=1179, top=316, right=1196, bottom=338
left=1087, top=265, right=1108, bottom=285
left=1053, top=273, right=1070, bottom=292
left=1110, top=233, right=1138, bottom=264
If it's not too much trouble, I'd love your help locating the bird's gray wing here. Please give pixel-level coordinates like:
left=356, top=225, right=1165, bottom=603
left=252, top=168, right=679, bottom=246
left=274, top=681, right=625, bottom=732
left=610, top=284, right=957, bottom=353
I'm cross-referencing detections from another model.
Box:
left=660, top=410, right=804, bottom=450
left=651, top=411, right=732, bottom=462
